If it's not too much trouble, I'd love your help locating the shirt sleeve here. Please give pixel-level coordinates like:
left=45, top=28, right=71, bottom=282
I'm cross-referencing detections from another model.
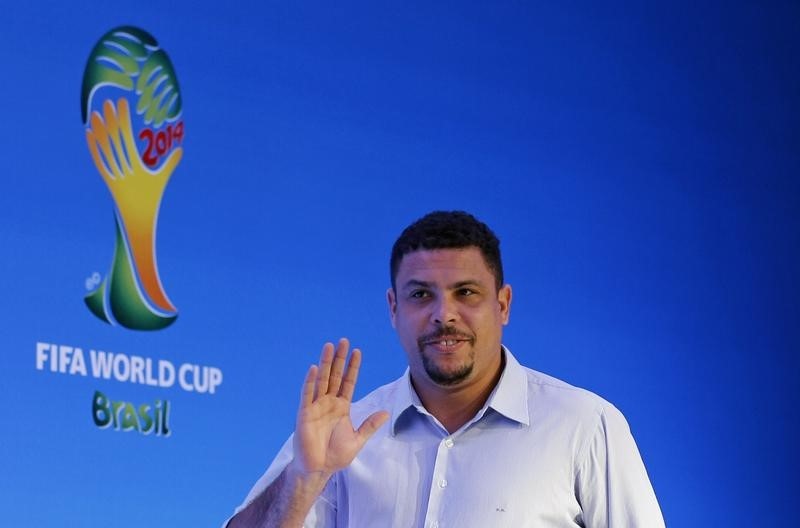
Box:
left=575, top=403, right=665, bottom=528
left=226, top=434, right=338, bottom=528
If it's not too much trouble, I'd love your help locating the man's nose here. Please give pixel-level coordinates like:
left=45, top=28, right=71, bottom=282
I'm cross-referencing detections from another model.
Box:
left=431, top=296, right=458, bottom=325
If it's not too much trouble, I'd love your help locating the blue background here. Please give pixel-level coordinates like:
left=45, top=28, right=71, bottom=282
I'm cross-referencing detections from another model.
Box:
left=1, top=1, right=797, bottom=526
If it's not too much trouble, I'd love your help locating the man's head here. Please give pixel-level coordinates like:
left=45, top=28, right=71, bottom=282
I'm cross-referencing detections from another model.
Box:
left=387, top=211, right=511, bottom=392
left=390, top=211, right=504, bottom=293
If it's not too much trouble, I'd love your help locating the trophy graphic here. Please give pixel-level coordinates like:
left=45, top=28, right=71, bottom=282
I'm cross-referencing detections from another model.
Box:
left=81, top=26, right=183, bottom=330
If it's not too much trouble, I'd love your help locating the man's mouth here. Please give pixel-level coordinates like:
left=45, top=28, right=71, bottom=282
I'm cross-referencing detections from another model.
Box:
left=419, top=333, right=474, bottom=350
left=427, top=339, right=464, bottom=346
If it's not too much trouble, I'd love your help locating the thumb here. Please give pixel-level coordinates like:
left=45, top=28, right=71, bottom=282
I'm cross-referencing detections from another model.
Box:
left=156, top=146, right=183, bottom=179
left=356, top=411, right=390, bottom=443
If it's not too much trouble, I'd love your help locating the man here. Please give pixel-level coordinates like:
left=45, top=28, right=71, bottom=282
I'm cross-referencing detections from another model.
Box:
left=228, top=211, right=664, bottom=527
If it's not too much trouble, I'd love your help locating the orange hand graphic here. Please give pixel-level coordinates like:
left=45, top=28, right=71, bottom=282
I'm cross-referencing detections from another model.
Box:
left=85, top=97, right=182, bottom=314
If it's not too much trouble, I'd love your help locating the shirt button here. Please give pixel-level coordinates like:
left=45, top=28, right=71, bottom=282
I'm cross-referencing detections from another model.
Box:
left=439, top=479, right=448, bottom=488
left=444, top=437, right=454, bottom=448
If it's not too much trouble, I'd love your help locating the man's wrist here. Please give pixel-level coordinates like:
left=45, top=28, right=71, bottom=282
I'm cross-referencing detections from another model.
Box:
left=284, top=459, right=333, bottom=499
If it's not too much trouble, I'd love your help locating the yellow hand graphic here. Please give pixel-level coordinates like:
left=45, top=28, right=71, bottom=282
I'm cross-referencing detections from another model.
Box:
left=85, top=97, right=182, bottom=314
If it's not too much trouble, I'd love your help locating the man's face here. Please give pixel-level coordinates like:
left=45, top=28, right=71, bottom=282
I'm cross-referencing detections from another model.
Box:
left=387, top=247, right=511, bottom=390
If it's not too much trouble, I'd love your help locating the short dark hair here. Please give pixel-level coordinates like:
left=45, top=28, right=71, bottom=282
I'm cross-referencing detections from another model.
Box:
left=390, top=211, right=504, bottom=291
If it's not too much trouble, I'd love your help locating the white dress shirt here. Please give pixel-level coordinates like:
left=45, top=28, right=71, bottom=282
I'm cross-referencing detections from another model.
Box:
left=235, top=348, right=665, bottom=527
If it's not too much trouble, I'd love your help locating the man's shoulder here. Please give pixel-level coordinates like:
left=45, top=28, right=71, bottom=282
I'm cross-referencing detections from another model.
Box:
left=518, top=363, right=619, bottom=422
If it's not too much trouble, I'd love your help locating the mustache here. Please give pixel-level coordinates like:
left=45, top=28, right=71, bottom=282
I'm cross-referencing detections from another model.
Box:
left=417, top=327, right=475, bottom=345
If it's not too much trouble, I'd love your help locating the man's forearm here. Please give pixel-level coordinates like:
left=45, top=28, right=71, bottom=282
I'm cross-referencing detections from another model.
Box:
left=228, top=463, right=332, bottom=528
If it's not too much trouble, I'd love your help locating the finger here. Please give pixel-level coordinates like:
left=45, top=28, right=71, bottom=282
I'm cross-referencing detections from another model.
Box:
left=315, top=342, right=334, bottom=398
left=154, top=146, right=183, bottom=180
left=327, top=338, right=349, bottom=396
left=100, top=100, right=125, bottom=178
left=114, top=98, right=137, bottom=175
left=108, top=99, right=132, bottom=175
left=356, top=411, right=390, bottom=443
left=86, top=128, right=114, bottom=182
left=338, top=347, right=362, bottom=401
left=299, top=364, right=318, bottom=409
left=87, top=111, right=122, bottom=181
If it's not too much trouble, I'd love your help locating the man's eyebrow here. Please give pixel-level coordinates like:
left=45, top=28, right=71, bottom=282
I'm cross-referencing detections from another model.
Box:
left=401, top=279, right=432, bottom=290
left=401, top=279, right=485, bottom=290
left=450, top=280, right=483, bottom=289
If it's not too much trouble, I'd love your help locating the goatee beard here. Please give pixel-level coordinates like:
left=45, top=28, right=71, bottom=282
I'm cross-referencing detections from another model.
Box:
left=422, top=354, right=474, bottom=386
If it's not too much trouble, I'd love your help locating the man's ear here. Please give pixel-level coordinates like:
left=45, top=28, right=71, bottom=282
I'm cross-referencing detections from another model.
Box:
left=387, top=287, right=397, bottom=328
left=498, top=284, right=512, bottom=325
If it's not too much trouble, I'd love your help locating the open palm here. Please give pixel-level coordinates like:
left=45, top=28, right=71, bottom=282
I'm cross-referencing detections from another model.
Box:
left=292, top=339, right=389, bottom=478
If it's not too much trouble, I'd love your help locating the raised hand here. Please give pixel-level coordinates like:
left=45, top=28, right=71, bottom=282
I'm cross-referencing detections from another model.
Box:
left=290, top=338, right=389, bottom=480
left=228, top=340, right=389, bottom=528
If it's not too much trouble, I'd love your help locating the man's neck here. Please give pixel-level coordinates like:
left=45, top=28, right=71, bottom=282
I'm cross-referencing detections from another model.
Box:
left=412, top=351, right=506, bottom=434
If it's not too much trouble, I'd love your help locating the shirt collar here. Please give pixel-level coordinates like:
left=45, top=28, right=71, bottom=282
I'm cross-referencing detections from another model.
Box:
left=389, top=346, right=530, bottom=435
left=389, top=369, right=420, bottom=435
left=485, top=346, right=530, bottom=426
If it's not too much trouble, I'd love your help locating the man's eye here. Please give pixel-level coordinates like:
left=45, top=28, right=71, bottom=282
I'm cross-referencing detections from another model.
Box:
left=459, top=288, right=476, bottom=296
left=410, top=290, right=429, bottom=299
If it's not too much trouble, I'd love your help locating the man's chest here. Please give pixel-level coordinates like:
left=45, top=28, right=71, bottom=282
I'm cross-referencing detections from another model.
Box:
left=336, top=419, right=584, bottom=528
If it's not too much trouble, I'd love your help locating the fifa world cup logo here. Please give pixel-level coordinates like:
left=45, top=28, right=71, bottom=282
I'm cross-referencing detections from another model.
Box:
left=81, top=27, right=183, bottom=330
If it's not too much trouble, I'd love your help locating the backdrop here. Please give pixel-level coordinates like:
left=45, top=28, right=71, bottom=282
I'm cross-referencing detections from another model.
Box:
left=1, top=2, right=798, bottom=526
